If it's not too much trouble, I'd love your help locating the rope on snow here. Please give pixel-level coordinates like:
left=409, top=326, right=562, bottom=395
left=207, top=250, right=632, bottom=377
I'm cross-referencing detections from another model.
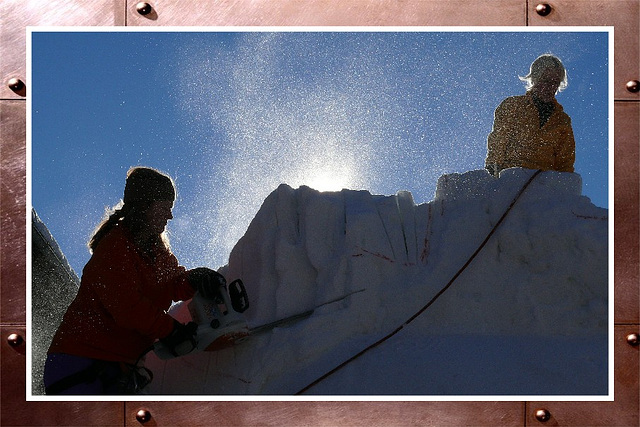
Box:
left=295, top=169, right=543, bottom=395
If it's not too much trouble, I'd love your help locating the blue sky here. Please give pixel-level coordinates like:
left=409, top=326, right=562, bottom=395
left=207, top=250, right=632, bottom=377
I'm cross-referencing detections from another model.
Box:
left=30, top=30, right=610, bottom=275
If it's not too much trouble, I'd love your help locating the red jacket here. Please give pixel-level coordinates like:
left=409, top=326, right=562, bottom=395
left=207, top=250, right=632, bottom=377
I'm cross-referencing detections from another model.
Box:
left=48, top=225, right=195, bottom=364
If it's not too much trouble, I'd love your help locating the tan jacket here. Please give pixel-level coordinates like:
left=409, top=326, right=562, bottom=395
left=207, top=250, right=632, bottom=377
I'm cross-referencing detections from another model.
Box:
left=486, top=92, right=575, bottom=174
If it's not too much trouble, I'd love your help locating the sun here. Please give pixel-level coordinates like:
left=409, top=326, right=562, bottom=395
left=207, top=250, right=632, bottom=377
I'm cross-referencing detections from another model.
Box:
left=305, top=169, right=353, bottom=192
left=289, top=139, right=362, bottom=192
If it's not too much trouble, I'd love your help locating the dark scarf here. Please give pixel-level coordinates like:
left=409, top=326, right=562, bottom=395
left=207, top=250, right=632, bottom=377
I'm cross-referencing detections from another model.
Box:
left=532, top=95, right=555, bottom=127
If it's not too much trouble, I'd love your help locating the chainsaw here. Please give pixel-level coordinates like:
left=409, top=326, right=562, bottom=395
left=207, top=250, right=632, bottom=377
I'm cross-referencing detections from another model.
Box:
left=153, top=278, right=250, bottom=360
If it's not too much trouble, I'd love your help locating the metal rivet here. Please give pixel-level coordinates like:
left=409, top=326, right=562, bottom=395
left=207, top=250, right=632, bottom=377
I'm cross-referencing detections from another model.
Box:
left=627, top=333, right=639, bottom=346
left=7, top=77, right=25, bottom=93
left=535, top=408, right=551, bottom=422
left=136, top=2, right=153, bottom=16
left=7, top=333, right=24, bottom=347
left=626, top=80, right=640, bottom=93
left=136, top=409, right=152, bottom=424
left=536, top=3, right=552, bottom=16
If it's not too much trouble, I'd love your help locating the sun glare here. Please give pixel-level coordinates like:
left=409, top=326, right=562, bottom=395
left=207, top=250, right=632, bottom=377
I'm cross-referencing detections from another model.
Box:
left=306, top=170, right=351, bottom=192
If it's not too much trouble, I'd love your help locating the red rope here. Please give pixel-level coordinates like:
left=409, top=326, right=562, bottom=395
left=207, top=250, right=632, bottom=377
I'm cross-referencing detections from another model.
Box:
left=296, top=169, right=542, bottom=395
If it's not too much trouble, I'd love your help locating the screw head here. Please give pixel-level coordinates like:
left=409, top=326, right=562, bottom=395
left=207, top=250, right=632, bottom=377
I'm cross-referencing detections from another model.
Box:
left=626, top=80, right=640, bottom=93
left=627, top=333, right=639, bottom=346
left=536, top=3, right=552, bottom=16
left=136, top=409, right=152, bottom=424
left=534, top=408, right=551, bottom=422
left=136, top=2, right=153, bottom=16
left=7, top=333, right=24, bottom=347
left=7, top=77, right=25, bottom=93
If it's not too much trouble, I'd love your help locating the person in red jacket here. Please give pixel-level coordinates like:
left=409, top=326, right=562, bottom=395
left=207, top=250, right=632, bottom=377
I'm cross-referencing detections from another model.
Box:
left=44, top=167, right=221, bottom=395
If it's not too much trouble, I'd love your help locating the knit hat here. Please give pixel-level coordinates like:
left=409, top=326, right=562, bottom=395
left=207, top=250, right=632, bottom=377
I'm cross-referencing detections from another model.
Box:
left=123, top=167, right=176, bottom=208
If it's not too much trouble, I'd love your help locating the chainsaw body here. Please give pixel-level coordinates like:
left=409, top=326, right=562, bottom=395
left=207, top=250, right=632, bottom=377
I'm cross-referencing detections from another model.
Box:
left=154, top=278, right=250, bottom=359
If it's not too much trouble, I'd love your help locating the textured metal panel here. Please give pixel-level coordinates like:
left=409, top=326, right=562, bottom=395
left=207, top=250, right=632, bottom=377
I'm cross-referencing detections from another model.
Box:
left=526, top=326, right=639, bottom=426
left=615, top=101, right=640, bottom=323
left=529, top=0, right=640, bottom=100
left=0, top=0, right=125, bottom=100
left=126, top=0, right=525, bottom=26
left=125, top=401, right=524, bottom=426
left=1, top=326, right=125, bottom=426
left=0, top=100, right=26, bottom=324
left=0, top=1, right=638, bottom=426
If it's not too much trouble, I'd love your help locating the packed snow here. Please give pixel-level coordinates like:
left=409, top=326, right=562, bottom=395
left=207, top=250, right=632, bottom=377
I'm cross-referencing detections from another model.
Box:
left=144, top=168, right=608, bottom=396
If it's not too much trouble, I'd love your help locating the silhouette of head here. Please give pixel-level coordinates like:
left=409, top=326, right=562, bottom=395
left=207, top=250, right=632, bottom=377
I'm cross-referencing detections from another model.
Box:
left=123, top=167, right=176, bottom=210
left=88, top=167, right=176, bottom=252
left=520, top=54, right=568, bottom=101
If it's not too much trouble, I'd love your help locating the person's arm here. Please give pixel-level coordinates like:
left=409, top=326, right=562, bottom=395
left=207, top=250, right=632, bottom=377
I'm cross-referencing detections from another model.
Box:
left=486, top=98, right=518, bottom=174
left=156, top=250, right=197, bottom=302
left=554, top=117, right=576, bottom=173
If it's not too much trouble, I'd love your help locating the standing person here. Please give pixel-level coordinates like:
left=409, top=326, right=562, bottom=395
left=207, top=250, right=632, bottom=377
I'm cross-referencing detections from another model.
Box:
left=44, top=166, right=222, bottom=395
left=485, top=54, right=576, bottom=177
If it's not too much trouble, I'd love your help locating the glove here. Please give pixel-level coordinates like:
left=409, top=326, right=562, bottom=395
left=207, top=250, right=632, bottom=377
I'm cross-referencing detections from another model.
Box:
left=160, top=321, right=198, bottom=357
left=189, top=267, right=225, bottom=300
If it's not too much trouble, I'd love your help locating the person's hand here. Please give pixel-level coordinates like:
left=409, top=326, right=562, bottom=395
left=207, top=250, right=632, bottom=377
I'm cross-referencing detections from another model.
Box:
left=189, top=267, right=225, bottom=299
left=160, top=321, right=198, bottom=357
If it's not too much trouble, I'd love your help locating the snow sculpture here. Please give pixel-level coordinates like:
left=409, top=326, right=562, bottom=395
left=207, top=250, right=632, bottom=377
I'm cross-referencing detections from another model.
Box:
left=145, top=168, right=607, bottom=395
left=31, top=209, right=81, bottom=395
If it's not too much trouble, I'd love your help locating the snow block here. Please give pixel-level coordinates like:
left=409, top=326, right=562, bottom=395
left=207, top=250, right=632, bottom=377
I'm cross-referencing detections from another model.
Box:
left=435, top=169, right=496, bottom=201
left=144, top=169, right=608, bottom=396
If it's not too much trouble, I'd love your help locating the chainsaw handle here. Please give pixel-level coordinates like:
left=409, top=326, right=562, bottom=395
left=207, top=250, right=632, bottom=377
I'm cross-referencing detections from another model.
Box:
left=229, top=279, right=250, bottom=313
